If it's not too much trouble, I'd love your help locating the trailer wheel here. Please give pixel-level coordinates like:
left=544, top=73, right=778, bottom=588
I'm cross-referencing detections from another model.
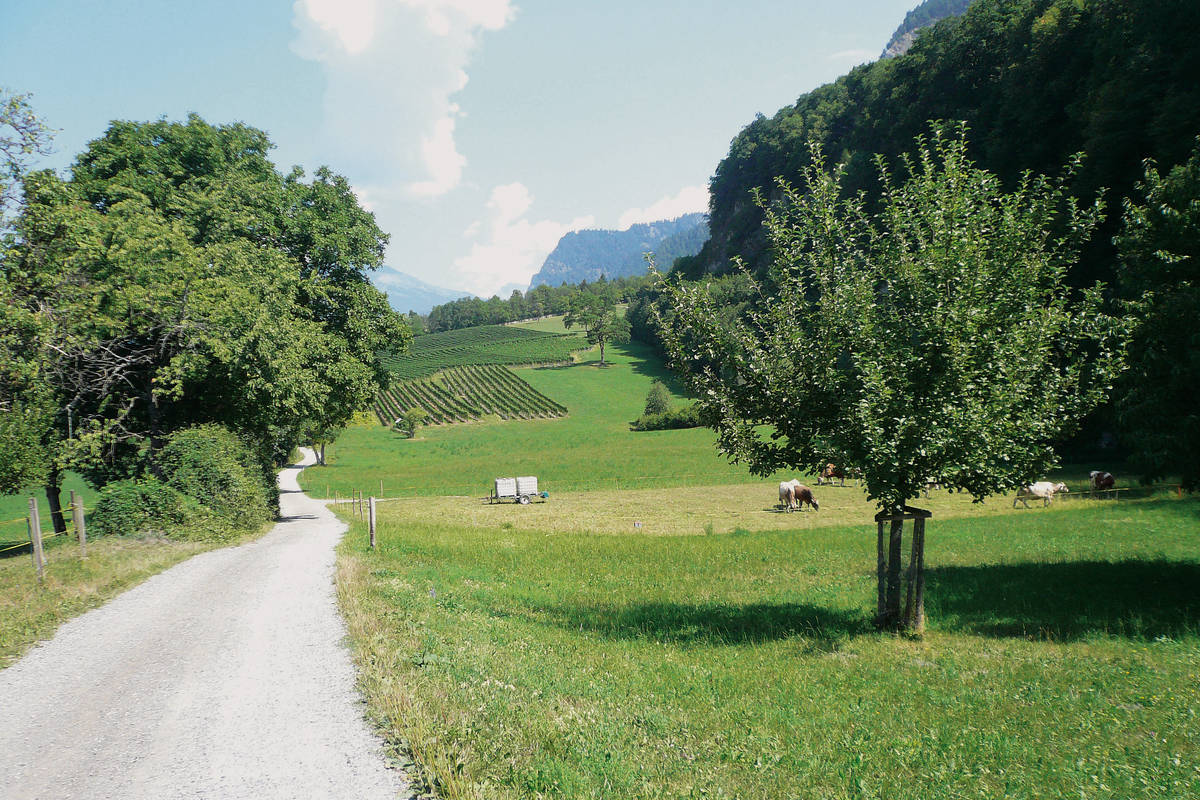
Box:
left=519, top=495, right=531, bottom=505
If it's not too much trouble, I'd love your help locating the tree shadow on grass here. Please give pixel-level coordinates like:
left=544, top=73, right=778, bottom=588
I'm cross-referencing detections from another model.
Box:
left=926, top=559, right=1200, bottom=640
left=539, top=601, right=871, bottom=648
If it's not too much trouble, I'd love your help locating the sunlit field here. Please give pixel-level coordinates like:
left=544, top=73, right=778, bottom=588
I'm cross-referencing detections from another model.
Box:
left=337, top=497, right=1200, bottom=799
left=313, top=338, right=1200, bottom=799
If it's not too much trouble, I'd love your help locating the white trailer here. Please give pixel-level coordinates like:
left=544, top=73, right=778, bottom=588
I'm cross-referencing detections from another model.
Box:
left=490, top=476, right=540, bottom=504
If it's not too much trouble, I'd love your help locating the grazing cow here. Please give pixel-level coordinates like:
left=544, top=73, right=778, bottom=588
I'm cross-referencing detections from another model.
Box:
left=816, top=463, right=846, bottom=487
left=1012, top=481, right=1069, bottom=508
left=779, top=479, right=819, bottom=512
left=1089, top=471, right=1116, bottom=492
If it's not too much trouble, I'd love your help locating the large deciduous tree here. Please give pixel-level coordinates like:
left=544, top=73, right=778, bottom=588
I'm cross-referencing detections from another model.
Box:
left=564, top=291, right=630, bottom=365
left=657, top=125, right=1129, bottom=630
left=1, top=115, right=409, bottom=521
left=1115, top=139, right=1200, bottom=490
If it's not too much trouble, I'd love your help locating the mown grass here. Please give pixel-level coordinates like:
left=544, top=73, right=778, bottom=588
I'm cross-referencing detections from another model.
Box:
left=338, top=497, right=1200, bottom=799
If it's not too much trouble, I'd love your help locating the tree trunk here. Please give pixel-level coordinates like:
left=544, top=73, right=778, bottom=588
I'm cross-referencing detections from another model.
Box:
left=45, top=465, right=67, bottom=536
left=319, top=442, right=326, bottom=465
left=599, top=339, right=606, bottom=364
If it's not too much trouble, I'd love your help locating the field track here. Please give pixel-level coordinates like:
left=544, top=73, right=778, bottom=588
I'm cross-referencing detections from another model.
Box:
left=0, top=450, right=406, bottom=800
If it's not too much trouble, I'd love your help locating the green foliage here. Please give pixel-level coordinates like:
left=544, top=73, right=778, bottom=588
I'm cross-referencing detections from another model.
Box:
left=0, top=87, right=53, bottom=221
left=1, top=114, right=407, bottom=492
left=1115, top=140, right=1200, bottom=489
left=564, top=292, right=631, bottom=365
left=659, top=125, right=1131, bottom=511
left=643, top=380, right=672, bottom=416
left=0, top=401, right=47, bottom=494
left=703, top=0, right=1200, bottom=290
left=393, top=408, right=429, bottom=438
left=156, top=425, right=272, bottom=531
left=630, top=404, right=703, bottom=432
left=427, top=274, right=652, bottom=333
left=89, top=478, right=205, bottom=538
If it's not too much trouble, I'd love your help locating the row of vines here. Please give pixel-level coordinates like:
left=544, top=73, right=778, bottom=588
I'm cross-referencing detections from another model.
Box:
left=374, top=364, right=568, bottom=426
left=381, top=325, right=589, bottom=381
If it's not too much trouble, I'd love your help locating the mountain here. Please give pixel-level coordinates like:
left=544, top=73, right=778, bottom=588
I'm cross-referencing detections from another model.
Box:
left=374, top=270, right=474, bottom=315
left=529, top=213, right=707, bottom=289
left=881, top=0, right=973, bottom=58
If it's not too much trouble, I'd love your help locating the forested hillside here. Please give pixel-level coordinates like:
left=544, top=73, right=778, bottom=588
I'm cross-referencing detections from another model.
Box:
left=693, top=0, right=1200, bottom=289
left=528, top=213, right=706, bottom=289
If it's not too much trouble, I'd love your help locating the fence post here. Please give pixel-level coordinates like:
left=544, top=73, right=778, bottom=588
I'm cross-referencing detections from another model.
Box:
left=368, top=497, right=376, bottom=549
left=71, top=490, right=86, bottom=558
left=28, top=496, right=45, bottom=583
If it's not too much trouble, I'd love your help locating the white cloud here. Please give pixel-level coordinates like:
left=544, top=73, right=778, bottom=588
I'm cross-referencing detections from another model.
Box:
left=453, top=183, right=594, bottom=296
left=616, top=185, right=708, bottom=230
left=291, top=0, right=514, bottom=196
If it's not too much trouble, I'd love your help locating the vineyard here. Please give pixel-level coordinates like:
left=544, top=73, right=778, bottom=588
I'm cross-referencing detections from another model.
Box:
left=374, top=364, right=568, bottom=426
left=381, top=324, right=588, bottom=381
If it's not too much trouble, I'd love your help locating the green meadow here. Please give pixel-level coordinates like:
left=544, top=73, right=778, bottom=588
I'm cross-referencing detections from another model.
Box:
left=300, top=338, right=777, bottom=499
left=311, top=333, right=1200, bottom=799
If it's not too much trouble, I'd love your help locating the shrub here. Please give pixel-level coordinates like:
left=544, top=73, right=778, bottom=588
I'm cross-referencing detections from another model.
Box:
left=156, top=425, right=273, bottom=531
left=89, top=478, right=205, bottom=538
left=629, top=403, right=704, bottom=431
left=643, top=381, right=672, bottom=416
left=394, top=408, right=429, bottom=438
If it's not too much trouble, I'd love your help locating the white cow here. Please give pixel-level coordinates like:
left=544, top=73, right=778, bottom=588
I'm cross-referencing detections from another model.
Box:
left=1012, top=481, right=1069, bottom=508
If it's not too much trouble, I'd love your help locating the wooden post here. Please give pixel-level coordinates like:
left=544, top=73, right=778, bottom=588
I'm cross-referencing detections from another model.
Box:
left=28, top=496, right=45, bottom=583
left=912, top=516, right=926, bottom=634
left=368, top=497, right=376, bottom=549
left=903, top=525, right=918, bottom=627
left=885, top=518, right=904, bottom=627
left=71, top=490, right=86, bottom=558
left=876, top=520, right=886, bottom=619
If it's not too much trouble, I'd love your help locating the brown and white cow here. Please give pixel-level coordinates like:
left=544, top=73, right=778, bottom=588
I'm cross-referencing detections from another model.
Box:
left=779, top=479, right=820, bottom=512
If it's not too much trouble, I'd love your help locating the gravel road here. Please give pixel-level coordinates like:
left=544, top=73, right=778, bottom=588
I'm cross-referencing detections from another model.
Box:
left=0, top=449, right=408, bottom=800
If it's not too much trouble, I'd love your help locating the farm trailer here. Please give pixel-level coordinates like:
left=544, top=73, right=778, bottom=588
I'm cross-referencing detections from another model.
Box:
left=489, top=476, right=544, bottom=505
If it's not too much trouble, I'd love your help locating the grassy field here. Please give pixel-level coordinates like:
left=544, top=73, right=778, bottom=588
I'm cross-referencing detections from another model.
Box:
left=300, top=338, right=781, bottom=499
left=313, top=325, right=1199, bottom=798
left=337, top=497, right=1200, bottom=799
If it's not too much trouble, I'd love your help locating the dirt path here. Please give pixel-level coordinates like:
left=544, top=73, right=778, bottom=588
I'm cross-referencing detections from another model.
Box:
left=0, top=449, right=407, bottom=799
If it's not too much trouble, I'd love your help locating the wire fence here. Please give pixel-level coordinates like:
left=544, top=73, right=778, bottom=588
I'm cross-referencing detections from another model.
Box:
left=2, top=496, right=90, bottom=581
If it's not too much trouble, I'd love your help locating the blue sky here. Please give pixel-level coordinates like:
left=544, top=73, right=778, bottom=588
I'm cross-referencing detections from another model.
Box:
left=2, top=0, right=916, bottom=297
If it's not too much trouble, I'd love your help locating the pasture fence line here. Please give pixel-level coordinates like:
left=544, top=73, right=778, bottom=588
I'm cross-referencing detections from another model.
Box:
left=1, top=496, right=89, bottom=583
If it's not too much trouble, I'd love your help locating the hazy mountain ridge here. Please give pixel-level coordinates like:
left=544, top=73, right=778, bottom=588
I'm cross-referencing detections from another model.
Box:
left=882, top=0, right=973, bottom=57
left=375, top=270, right=475, bottom=315
left=529, top=213, right=707, bottom=289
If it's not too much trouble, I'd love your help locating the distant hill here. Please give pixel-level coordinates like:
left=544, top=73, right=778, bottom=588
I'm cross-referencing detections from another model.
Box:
left=882, top=0, right=973, bottom=58
left=529, top=213, right=707, bottom=289
left=374, top=270, right=474, bottom=315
